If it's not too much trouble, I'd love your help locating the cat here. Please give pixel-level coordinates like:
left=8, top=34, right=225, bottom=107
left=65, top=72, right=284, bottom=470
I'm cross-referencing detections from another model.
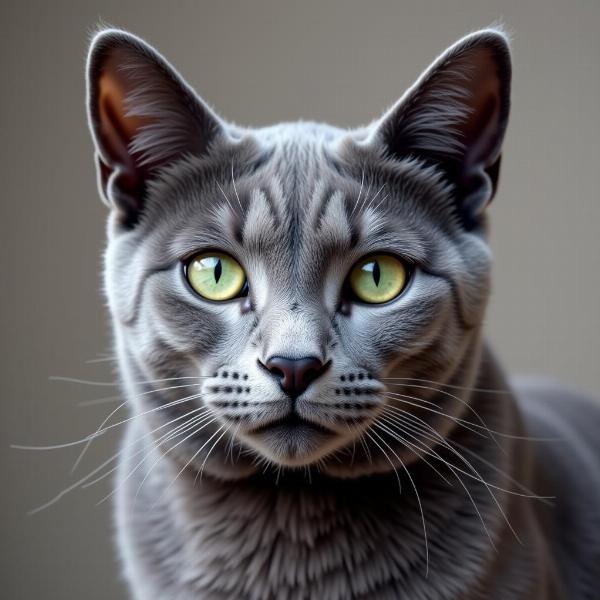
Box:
left=86, top=26, right=600, bottom=599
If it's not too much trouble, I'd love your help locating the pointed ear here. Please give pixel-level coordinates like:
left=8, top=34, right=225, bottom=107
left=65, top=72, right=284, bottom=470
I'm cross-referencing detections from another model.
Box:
left=86, top=29, right=224, bottom=227
left=372, top=29, right=511, bottom=226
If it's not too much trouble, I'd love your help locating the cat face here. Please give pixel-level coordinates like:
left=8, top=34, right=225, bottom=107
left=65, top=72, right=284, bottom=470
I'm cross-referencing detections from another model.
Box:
left=88, top=28, right=510, bottom=478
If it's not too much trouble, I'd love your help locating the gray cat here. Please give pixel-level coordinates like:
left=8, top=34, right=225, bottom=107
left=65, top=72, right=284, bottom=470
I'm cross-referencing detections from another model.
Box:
left=86, top=26, right=600, bottom=599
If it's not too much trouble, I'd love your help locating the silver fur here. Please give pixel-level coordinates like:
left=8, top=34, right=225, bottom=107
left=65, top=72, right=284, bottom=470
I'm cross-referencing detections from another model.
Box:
left=86, top=27, right=600, bottom=599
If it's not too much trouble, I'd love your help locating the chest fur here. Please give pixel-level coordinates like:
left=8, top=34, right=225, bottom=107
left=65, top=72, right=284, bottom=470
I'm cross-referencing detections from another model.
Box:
left=116, top=424, right=520, bottom=600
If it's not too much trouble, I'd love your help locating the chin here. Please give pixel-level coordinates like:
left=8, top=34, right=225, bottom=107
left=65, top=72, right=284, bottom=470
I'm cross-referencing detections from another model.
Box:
left=239, top=415, right=350, bottom=467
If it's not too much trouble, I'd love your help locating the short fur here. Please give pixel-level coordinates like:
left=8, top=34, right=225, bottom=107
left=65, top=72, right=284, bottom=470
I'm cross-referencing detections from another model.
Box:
left=85, top=27, right=600, bottom=599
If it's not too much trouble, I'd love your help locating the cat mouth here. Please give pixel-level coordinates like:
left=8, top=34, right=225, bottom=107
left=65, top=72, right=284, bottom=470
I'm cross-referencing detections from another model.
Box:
left=244, top=413, right=338, bottom=466
left=250, top=413, right=333, bottom=436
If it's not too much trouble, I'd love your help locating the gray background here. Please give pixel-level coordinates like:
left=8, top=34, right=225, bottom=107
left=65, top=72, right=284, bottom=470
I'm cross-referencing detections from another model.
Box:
left=2, top=1, right=598, bottom=598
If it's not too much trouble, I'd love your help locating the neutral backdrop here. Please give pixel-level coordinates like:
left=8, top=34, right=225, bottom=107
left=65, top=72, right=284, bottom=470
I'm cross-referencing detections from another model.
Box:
left=2, top=1, right=598, bottom=598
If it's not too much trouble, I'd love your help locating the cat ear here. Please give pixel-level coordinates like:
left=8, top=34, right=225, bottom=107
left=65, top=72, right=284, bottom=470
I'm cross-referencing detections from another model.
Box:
left=86, top=29, right=224, bottom=226
left=371, top=29, right=511, bottom=226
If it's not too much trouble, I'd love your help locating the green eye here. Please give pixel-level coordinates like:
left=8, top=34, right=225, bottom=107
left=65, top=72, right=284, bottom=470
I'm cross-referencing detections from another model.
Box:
left=349, top=254, right=408, bottom=304
left=186, top=252, right=246, bottom=301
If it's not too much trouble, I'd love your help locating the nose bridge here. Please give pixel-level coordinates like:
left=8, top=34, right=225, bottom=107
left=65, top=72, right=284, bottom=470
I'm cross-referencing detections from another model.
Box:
left=261, top=298, right=328, bottom=362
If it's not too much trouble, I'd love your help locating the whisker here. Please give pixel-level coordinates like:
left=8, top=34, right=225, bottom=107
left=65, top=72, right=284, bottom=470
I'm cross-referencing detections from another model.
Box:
left=383, top=382, right=503, bottom=452
left=387, top=402, right=550, bottom=501
left=135, top=417, right=218, bottom=502
left=373, top=421, right=452, bottom=486
left=49, top=376, right=121, bottom=387
left=381, top=392, right=489, bottom=439
left=225, top=423, right=242, bottom=464
left=95, top=409, right=214, bottom=505
left=356, top=181, right=372, bottom=216
left=380, top=376, right=509, bottom=394
left=371, top=193, right=390, bottom=213
left=88, top=406, right=211, bottom=489
left=364, top=182, right=386, bottom=213
left=231, top=159, right=244, bottom=213
left=383, top=410, right=550, bottom=547
left=84, top=356, right=118, bottom=364
left=382, top=391, right=559, bottom=441
left=383, top=406, right=448, bottom=448
left=78, top=395, right=122, bottom=407
left=71, top=398, right=131, bottom=473
left=49, top=375, right=207, bottom=387
left=13, top=390, right=205, bottom=451
left=378, top=411, right=497, bottom=551
left=384, top=405, right=552, bottom=500
left=449, top=439, right=553, bottom=505
left=366, top=428, right=429, bottom=576
left=71, top=381, right=206, bottom=473
left=27, top=454, right=119, bottom=515
left=355, top=423, right=373, bottom=464
left=215, top=180, right=236, bottom=214
left=363, top=429, right=402, bottom=494
left=26, top=407, right=212, bottom=514
left=198, top=424, right=231, bottom=480
left=349, top=168, right=365, bottom=218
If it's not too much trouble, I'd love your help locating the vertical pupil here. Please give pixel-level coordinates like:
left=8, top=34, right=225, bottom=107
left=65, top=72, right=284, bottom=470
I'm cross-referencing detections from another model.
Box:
left=372, top=261, right=381, bottom=286
left=214, top=258, right=223, bottom=284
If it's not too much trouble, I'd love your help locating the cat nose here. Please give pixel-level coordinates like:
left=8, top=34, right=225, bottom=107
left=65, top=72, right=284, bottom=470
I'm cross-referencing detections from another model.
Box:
left=263, top=356, right=328, bottom=398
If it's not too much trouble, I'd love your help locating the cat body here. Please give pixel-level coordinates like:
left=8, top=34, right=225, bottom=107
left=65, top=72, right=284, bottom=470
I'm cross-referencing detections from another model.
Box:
left=86, top=28, right=600, bottom=599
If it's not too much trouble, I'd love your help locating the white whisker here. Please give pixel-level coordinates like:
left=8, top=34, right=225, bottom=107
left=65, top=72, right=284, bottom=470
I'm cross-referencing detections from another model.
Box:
left=198, top=424, right=231, bottom=481
left=26, top=407, right=212, bottom=514
left=231, top=159, right=244, bottom=213
left=49, top=375, right=206, bottom=387
left=95, top=409, right=213, bottom=505
left=385, top=405, right=552, bottom=500
left=136, top=417, right=218, bottom=502
left=364, top=182, right=386, bottom=213
left=371, top=193, right=390, bottom=213
left=13, top=389, right=205, bottom=452
left=366, top=428, right=429, bottom=576
left=384, top=381, right=503, bottom=452
left=380, top=376, right=509, bottom=394
left=349, top=168, right=365, bottom=218
left=215, top=180, right=236, bottom=214
left=84, top=356, right=118, bottom=364
left=78, top=395, right=122, bottom=407
left=373, top=420, right=452, bottom=486
left=378, top=411, right=497, bottom=551
left=381, top=391, right=489, bottom=439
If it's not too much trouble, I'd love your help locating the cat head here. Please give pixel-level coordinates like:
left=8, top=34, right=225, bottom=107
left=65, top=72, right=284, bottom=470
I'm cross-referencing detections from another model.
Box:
left=87, top=28, right=510, bottom=479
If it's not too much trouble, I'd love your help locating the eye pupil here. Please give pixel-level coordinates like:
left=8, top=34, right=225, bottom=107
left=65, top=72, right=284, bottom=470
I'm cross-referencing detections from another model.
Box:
left=372, top=261, right=381, bottom=287
left=214, top=259, right=222, bottom=283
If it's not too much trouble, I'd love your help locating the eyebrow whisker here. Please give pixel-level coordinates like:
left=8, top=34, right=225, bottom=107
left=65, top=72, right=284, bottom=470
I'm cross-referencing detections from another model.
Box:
left=349, top=168, right=365, bottom=218
left=231, top=159, right=244, bottom=213
left=215, top=180, right=236, bottom=214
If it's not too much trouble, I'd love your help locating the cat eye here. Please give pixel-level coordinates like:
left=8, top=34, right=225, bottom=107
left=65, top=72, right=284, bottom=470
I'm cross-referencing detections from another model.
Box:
left=348, top=254, right=408, bottom=304
left=185, top=252, right=247, bottom=301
